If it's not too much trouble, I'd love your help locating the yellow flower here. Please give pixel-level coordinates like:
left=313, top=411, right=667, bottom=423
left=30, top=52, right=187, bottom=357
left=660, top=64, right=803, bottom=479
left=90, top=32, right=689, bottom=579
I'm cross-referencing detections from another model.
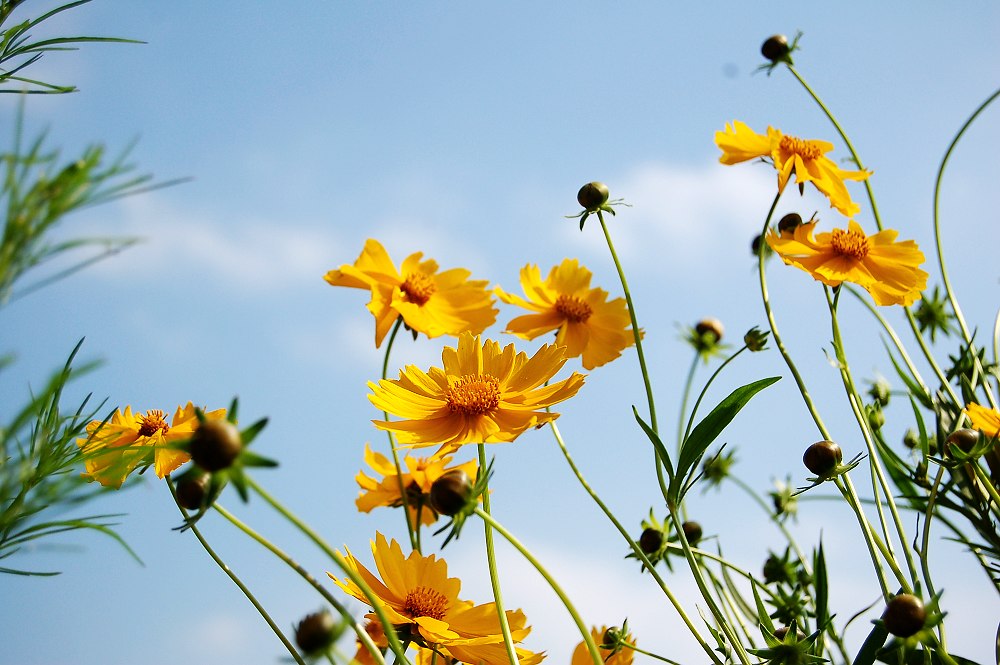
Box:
left=77, top=402, right=227, bottom=488
left=571, top=626, right=634, bottom=665
left=715, top=121, right=871, bottom=217
left=766, top=219, right=927, bottom=306
left=368, top=332, right=585, bottom=452
left=331, top=533, right=538, bottom=665
left=324, top=238, right=498, bottom=347
left=495, top=259, right=636, bottom=370
left=355, top=444, right=478, bottom=525
left=966, top=403, right=1000, bottom=438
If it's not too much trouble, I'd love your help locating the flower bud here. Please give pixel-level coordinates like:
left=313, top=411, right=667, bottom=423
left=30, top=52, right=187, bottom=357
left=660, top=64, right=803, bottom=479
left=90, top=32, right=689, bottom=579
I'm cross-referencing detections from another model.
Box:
left=777, top=212, right=802, bottom=235
left=295, top=610, right=338, bottom=656
left=682, top=521, right=703, bottom=545
left=577, top=182, right=609, bottom=211
left=881, top=594, right=926, bottom=638
left=602, top=626, right=622, bottom=646
left=744, top=327, right=769, bottom=352
left=175, top=468, right=211, bottom=510
left=761, top=35, right=791, bottom=62
left=695, top=318, right=724, bottom=343
left=189, top=420, right=243, bottom=472
left=866, top=405, right=885, bottom=431
left=638, top=527, right=663, bottom=554
left=803, top=440, right=842, bottom=478
left=772, top=626, right=789, bottom=640
left=945, top=428, right=979, bottom=457
left=867, top=378, right=891, bottom=407
left=429, top=469, right=472, bottom=516
left=903, top=429, right=919, bottom=449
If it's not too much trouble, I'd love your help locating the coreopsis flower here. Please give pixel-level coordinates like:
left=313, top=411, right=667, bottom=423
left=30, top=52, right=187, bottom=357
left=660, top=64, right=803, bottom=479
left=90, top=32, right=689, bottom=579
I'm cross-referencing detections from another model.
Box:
left=966, top=403, right=1000, bottom=438
left=324, top=238, right=497, bottom=347
left=715, top=121, right=871, bottom=217
left=495, top=259, right=636, bottom=370
left=330, top=533, right=539, bottom=665
left=355, top=444, right=478, bottom=525
left=77, top=402, right=226, bottom=488
left=766, top=219, right=927, bottom=306
left=369, top=332, right=585, bottom=452
left=571, top=626, right=634, bottom=665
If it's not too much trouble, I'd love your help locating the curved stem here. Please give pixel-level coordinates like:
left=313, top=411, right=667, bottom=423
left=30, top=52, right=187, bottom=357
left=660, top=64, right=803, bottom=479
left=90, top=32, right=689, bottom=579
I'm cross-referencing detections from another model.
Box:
left=548, top=421, right=724, bottom=665
left=682, top=346, right=748, bottom=444
left=212, top=503, right=386, bottom=665
left=473, top=507, right=603, bottom=665
left=166, top=479, right=307, bottom=665
left=477, top=443, right=519, bottom=665
left=380, top=318, right=419, bottom=551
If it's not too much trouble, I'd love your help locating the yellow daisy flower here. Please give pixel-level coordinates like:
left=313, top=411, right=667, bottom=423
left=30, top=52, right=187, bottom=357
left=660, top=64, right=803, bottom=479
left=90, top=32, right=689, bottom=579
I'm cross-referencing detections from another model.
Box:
left=355, top=444, right=478, bottom=525
left=330, top=533, right=537, bottom=665
left=324, top=238, right=498, bottom=347
left=495, top=259, right=636, bottom=370
left=966, top=403, right=1000, bottom=438
left=368, top=332, right=585, bottom=452
left=571, top=626, right=634, bottom=665
left=77, top=402, right=227, bottom=488
left=715, top=120, right=871, bottom=217
left=766, top=219, right=927, bottom=306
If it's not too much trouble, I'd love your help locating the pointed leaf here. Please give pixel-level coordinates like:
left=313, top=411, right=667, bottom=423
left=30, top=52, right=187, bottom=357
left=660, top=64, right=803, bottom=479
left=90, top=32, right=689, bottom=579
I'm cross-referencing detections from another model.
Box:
left=632, top=406, right=674, bottom=479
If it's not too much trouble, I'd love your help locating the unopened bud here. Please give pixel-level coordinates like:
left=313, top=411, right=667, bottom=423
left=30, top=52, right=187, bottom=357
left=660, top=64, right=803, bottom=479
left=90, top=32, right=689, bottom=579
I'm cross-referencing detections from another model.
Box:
left=777, top=212, right=802, bottom=234
left=189, top=420, right=243, bottom=472
left=295, top=610, right=338, bottom=656
left=695, top=318, right=724, bottom=343
left=638, top=527, right=663, bottom=554
left=175, top=468, right=211, bottom=510
left=882, top=594, right=926, bottom=638
left=761, top=35, right=791, bottom=63
left=682, top=521, right=703, bottom=545
left=429, top=469, right=472, bottom=516
left=803, top=440, right=842, bottom=478
left=577, top=182, right=610, bottom=211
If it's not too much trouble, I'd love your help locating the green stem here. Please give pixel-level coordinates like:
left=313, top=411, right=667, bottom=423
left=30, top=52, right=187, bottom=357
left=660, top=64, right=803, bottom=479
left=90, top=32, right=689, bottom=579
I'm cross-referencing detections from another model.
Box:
left=380, top=318, right=419, bottom=551
left=727, top=475, right=810, bottom=576
left=212, top=503, right=387, bottom=665
left=477, top=443, right=519, bottom=665
left=166, top=479, right=307, bottom=665
left=920, top=466, right=948, bottom=648
left=682, top=347, right=748, bottom=444
left=623, top=641, right=684, bottom=665
left=473, top=506, right=603, bottom=665
left=677, top=352, right=700, bottom=452
left=548, top=421, right=724, bottom=665
left=756, top=192, right=831, bottom=439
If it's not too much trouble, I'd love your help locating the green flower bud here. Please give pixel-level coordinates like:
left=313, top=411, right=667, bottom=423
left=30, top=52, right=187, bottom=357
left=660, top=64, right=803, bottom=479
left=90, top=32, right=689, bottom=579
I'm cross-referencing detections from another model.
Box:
left=803, top=440, right=842, bottom=478
left=695, top=318, right=724, bottom=343
left=429, top=469, right=472, bottom=516
left=903, top=429, right=919, bottom=449
left=865, top=404, right=885, bottom=431
left=189, top=420, right=243, bottom=472
left=882, top=594, right=926, bottom=638
left=867, top=378, right=891, bottom=407
left=744, top=326, right=770, bottom=352
left=577, top=182, right=610, bottom=211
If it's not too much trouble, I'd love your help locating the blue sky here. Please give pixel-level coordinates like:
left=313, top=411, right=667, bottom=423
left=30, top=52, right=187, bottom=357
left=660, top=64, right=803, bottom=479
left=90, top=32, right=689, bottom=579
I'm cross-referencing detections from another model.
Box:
left=3, top=2, right=1000, bottom=664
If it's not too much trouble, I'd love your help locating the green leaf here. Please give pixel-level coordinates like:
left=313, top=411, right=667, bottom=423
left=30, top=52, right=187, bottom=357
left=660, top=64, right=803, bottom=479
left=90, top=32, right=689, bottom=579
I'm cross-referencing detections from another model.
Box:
left=632, top=406, right=674, bottom=480
left=852, top=621, right=888, bottom=665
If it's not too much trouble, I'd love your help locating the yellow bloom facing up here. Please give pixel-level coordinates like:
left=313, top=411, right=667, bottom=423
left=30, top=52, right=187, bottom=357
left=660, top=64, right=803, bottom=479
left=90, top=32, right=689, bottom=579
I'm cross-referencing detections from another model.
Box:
left=966, top=403, right=1000, bottom=438
left=571, top=626, right=634, bottom=665
left=324, top=238, right=498, bottom=347
left=715, top=121, right=871, bottom=217
left=369, top=332, right=585, bottom=452
left=766, top=219, right=927, bottom=306
left=355, top=443, right=478, bottom=525
left=495, top=259, right=637, bottom=370
left=77, top=402, right=227, bottom=488
left=331, top=533, right=539, bottom=665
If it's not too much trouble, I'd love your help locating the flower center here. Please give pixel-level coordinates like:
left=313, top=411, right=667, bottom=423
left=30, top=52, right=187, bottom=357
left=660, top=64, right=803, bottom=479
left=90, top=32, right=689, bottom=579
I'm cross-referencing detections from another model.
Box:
left=555, top=294, right=593, bottom=323
left=138, top=410, right=170, bottom=437
left=446, top=374, right=501, bottom=415
left=779, top=135, right=822, bottom=160
left=400, top=272, right=437, bottom=306
left=830, top=227, right=870, bottom=260
left=403, top=586, right=449, bottom=621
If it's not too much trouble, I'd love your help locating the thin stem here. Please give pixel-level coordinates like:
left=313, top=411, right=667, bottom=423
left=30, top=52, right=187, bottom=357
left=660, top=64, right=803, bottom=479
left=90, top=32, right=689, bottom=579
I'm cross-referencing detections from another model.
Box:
left=623, top=642, right=684, bottom=665
left=727, top=475, right=810, bottom=576
left=212, top=503, right=387, bottom=665
left=682, top=347, right=748, bottom=444
left=477, top=443, right=519, bottom=665
left=920, top=467, right=948, bottom=647
left=380, top=318, right=419, bottom=551
left=756, top=192, right=831, bottom=439
left=473, top=507, right=603, bottom=665
left=677, top=352, right=700, bottom=454
left=166, top=480, right=307, bottom=665
left=548, top=421, right=724, bottom=665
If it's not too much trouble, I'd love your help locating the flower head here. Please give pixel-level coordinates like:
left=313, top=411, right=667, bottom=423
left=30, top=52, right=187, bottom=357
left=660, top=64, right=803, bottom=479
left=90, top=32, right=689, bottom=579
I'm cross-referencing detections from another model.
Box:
left=369, top=332, right=585, bottom=453
left=966, top=403, right=1000, bottom=439
left=715, top=121, right=871, bottom=217
left=495, top=259, right=636, bottom=369
left=330, top=534, right=539, bottom=665
left=766, top=219, right=927, bottom=306
left=355, top=444, right=478, bottom=525
left=77, top=402, right=226, bottom=488
left=324, top=239, right=497, bottom=347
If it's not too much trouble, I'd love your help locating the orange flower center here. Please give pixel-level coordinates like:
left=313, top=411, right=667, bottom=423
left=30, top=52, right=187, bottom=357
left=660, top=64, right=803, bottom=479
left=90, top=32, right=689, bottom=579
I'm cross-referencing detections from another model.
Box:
left=403, top=585, right=449, bottom=620
left=400, top=272, right=437, bottom=306
left=138, top=410, right=170, bottom=437
left=830, top=227, right=870, bottom=260
left=555, top=294, right=593, bottom=323
left=779, top=135, right=822, bottom=160
left=446, top=374, right=501, bottom=415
